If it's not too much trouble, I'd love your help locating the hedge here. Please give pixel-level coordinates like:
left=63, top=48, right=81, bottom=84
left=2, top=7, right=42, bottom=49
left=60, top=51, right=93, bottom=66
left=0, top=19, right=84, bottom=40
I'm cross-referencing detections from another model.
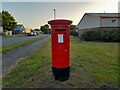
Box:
left=70, top=31, right=78, bottom=36
left=80, top=30, right=120, bottom=42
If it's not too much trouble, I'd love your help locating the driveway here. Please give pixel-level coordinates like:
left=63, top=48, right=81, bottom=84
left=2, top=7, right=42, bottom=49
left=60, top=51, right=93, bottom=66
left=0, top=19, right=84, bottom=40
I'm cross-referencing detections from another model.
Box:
left=2, top=36, right=50, bottom=75
left=2, top=34, right=47, bottom=46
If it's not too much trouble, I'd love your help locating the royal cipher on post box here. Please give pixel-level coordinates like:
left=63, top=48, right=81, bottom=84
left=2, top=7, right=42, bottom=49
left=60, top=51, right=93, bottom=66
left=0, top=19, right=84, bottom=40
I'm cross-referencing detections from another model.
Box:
left=48, top=19, right=72, bottom=82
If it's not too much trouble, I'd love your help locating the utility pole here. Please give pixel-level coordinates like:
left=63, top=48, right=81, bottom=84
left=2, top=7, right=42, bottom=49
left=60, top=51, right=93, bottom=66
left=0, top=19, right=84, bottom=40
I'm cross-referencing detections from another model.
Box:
left=53, top=9, right=56, bottom=20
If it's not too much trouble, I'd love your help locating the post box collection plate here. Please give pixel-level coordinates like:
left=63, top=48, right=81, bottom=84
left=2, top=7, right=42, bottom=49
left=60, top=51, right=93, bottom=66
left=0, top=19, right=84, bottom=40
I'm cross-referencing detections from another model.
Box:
left=58, top=34, right=63, bottom=43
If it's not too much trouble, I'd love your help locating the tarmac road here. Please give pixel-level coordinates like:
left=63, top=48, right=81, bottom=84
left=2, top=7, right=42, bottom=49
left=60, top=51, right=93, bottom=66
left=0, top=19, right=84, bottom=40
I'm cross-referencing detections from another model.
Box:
left=2, top=36, right=50, bottom=75
left=2, top=34, right=46, bottom=46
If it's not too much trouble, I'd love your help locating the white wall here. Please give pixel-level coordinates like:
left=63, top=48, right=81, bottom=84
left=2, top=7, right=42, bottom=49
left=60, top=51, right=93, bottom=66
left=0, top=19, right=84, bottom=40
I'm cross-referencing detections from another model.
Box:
left=101, top=18, right=119, bottom=27
left=77, top=14, right=100, bottom=30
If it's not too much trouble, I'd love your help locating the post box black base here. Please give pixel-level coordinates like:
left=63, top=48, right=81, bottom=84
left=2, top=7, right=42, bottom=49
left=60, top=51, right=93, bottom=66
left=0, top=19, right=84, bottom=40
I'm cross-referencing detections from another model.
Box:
left=52, top=66, right=70, bottom=82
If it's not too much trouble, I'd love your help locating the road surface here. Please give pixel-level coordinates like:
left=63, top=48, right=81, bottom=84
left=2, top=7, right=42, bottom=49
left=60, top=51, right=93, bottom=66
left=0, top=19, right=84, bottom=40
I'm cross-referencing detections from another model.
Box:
left=2, top=36, right=50, bottom=75
left=2, top=34, right=46, bottom=46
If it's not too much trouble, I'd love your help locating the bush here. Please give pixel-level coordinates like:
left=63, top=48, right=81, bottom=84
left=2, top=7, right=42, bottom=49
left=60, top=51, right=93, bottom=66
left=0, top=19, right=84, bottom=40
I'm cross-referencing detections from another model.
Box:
left=70, top=31, right=78, bottom=36
left=81, top=30, right=120, bottom=42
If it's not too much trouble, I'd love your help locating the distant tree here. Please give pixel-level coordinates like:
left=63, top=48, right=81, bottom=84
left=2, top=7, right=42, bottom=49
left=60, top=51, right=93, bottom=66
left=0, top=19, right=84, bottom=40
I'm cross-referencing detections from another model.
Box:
left=0, top=12, right=2, bottom=26
left=34, top=28, right=40, bottom=31
left=40, top=24, right=50, bottom=34
left=2, top=11, right=17, bottom=32
left=70, top=25, right=78, bottom=36
left=40, top=26, right=43, bottom=31
left=70, top=25, right=76, bottom=31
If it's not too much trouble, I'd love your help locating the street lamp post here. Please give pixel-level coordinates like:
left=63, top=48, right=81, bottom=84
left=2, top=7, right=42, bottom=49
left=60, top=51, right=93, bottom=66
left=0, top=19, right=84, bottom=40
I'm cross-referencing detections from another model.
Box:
left=53, top=9, right=56, bottom=20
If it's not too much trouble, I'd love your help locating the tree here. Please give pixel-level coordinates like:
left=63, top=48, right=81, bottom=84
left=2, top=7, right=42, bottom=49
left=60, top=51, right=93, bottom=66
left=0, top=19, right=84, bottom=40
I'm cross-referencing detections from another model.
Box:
left=0, top=12, right=2, bottom=26
left=70, top=25, right=76, bottom=30
left=70, top=25, right=78, bottom=36
left=2, top=11, right=17, bottom=32
left=34, top=28, right=40, bottom=31
left=40, top=24, right=50, bottom=34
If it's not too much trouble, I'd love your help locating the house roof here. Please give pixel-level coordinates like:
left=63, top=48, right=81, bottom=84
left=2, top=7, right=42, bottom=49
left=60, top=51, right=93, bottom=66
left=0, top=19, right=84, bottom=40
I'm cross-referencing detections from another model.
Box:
left=77, top=13, right=120, bottom=26
left=14, top=24, right=24, bottom=31
left=87, top=13, right=120, bottom=17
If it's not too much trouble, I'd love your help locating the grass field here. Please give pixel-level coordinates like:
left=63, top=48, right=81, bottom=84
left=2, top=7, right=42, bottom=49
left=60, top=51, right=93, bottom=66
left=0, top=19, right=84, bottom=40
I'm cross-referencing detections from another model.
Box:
left=2, top=34, right=27, bottom=38
left=1, top=35, right=48, bottom=53
left=2, top=36, right=118, bottom=88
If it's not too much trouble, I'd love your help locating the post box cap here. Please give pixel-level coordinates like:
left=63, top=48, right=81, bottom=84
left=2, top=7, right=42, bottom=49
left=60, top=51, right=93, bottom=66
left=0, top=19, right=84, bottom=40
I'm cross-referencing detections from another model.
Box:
left=48, top=19, right=72, bottom=25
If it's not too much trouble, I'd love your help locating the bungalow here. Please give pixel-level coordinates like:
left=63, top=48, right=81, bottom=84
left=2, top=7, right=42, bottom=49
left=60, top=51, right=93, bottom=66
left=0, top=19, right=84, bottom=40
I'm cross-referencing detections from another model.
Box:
left=76, top=13, right=120, bottom=36
left=12, top=24, right=25, bottom=34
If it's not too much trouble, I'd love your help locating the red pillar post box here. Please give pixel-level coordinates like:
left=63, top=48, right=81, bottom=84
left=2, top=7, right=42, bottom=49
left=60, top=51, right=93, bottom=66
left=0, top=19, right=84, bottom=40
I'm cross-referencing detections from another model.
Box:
left=48, top=19, right=72, bottom=81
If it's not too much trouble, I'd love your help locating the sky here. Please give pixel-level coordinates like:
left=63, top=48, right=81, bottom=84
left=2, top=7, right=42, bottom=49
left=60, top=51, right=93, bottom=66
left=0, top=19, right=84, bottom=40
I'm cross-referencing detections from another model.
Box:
left=1, top=1, right=120, bottom=29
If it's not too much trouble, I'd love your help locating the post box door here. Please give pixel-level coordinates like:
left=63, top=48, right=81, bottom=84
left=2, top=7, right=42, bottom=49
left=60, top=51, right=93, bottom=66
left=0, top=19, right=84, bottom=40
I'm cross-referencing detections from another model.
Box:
left=52, top=29, right=70, bottom=68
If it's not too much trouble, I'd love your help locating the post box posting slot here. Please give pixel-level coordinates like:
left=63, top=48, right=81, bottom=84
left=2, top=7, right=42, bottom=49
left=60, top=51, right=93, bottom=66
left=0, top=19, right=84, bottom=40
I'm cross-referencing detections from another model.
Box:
left=55, top=29, right=66, bottom=32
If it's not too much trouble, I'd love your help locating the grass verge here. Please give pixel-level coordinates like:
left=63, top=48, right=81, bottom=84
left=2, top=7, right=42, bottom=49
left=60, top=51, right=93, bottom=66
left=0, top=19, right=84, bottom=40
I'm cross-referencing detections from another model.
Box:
left=11, top=34, right=27, bottom=37
left=1, top=35, right=48, bottom=53
left=2, top=40, right=51, bottom=88
left=2, top=34, right=27, bottom=38
left=2, top=36, right=118, bottom=88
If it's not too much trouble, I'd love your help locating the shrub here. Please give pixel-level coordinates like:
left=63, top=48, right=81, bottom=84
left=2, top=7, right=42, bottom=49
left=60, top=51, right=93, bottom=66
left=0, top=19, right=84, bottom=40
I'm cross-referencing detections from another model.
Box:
left=81, top=29, right=120, bottom=42
left=70, top=31, right=78, bottom=36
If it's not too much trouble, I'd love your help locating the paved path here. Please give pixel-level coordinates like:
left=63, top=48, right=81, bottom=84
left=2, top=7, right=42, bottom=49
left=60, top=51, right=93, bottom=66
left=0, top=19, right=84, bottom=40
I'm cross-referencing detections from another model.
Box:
left=2, top=34, right=47, bottom=46
left=2, top=36, right=50, bottom=75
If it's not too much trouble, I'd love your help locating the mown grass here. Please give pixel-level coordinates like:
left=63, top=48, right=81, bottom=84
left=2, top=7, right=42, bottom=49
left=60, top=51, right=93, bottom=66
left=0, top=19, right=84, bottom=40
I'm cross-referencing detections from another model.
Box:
left=2, top=36, right=118, bottom=88
left=1, top=35, right=48, bottom=53
left=2, top=34, right=27, bottom=38
left=11, top=34, right=27, bottom=37
left=2, top=40, right=51, bottom=88
left=70, top=37, right=118, bottom=88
